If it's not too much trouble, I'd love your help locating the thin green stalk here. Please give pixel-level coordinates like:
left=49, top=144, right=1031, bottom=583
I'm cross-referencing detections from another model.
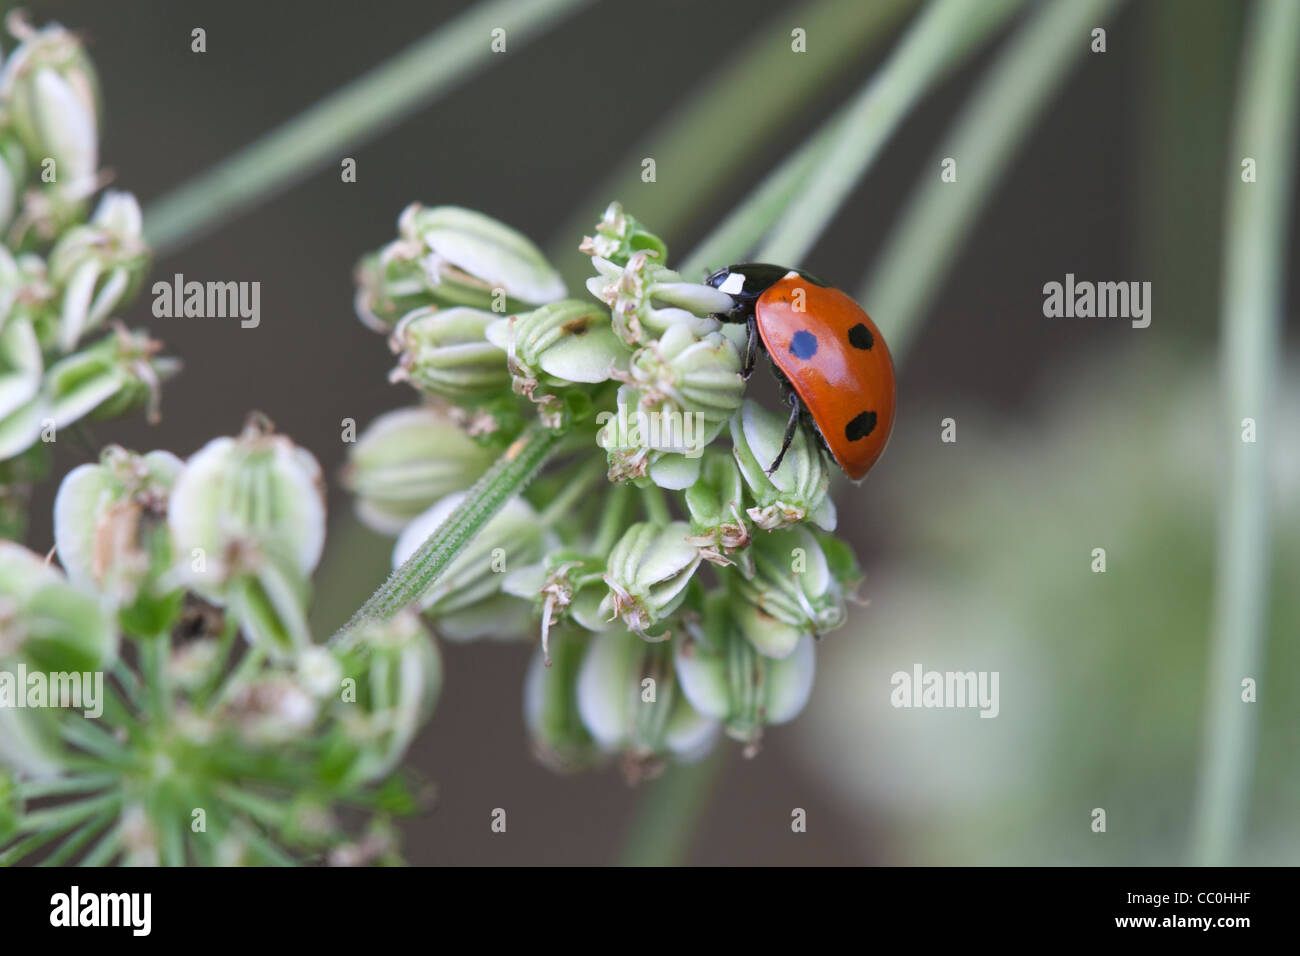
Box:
left=549, top=0, right=917, bottom=279
left=18, top=790, right=121, bottom=834
left=539, top=459, right=606, bottom=524
left=860, top=0, right=1125, bottom=361
left=143, top=0, right=594, bottom=254
left=679, top=116, right=842, bottom=278
left=334, top=419, right=565, bottom=640
left=38, top=810, right=116, bottom=867
left=592, top=483, right=630, bottom=555
left=210, top=645, right=266, bottom=710
left=60, top=716, right=133, bottom=765
left=16, top=772, right=117, bottom=800
left=112, top=659, right=143, bottom=710
left=617, top=752, right=725, bottom=866
left=0, top=828, right=70, bottom=866
left=755, top=0, right=1027, bottom=265
left=639, top=483, right=670, bottom=526
left=78, top=824, right=123, bottom=866
left=682, top=0, right=1026, bottom=279
left=217, top=784, right=290, bottom=829
left=142, top=633, right=171, bottom=721
left=1190, top=0, right=1300, bottom=867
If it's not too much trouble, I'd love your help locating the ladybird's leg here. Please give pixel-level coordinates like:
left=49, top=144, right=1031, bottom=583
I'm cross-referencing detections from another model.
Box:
left=766, top=392, right=802, bottom=475
left=742, top=313, right=758, bottom=379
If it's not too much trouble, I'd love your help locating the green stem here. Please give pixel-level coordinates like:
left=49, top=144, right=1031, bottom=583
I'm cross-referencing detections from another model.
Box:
left=210, top=645, right=266, bottom=710
left=142, top=632, right=171, bottom=722
left=755, top=0, right=1027, bottom=265
left=859, top=0, right=1125, bottom=361
left=618, top=752, right=725, bottom=866
left=1190, top=0, right=1300, bottom=867
left=18, top=790, right=122, bottom=836
left=592, top=483, right=630, bottom=555
left=38, top=810, right=116, bottom=867
left=142, top=0, right=594, bottom=254
left=16, top=773, right=117, bottom=800
left=216, top=784, right=290, bottom=829
left=334, top=419, right=565, bottom=640
left=679, top=115, right=842, bottom=278
left=78, top=824, right=123, bottom=866
left=681, top=0, right=1026, bottom=279
left=112, top=659, right=143, bottom=710
left=549, top=0, right=917, bottom=281
left=639, top=483, right=670, bottom=526
left=539, top=459, right=605, bottom=525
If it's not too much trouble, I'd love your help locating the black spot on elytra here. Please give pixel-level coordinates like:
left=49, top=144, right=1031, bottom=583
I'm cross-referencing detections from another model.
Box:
left=848, top=323, right=873, bottom=350
left=845, top=410, right=876, bottom=442
left=789, top=329, right=818, bottom=359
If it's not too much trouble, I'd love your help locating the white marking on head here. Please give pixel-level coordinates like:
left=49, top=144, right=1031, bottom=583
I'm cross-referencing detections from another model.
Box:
left=719, top=272, right=746, bottom=295
left=783, top=270, right=800, bottom=280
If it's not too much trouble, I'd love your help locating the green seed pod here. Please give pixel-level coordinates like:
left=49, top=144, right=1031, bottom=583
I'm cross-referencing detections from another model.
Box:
left=485, top=299, right=629, bottom=411
left=575, top=631, right=718, bottom=780
left=614, top=321, right=744, bottom=432
left=342, top=405, right=496, bottom=536
left=0, top=15, right=101, bottom=194
left=167, top=416, right=326, bottom=599
left=578, top=201, right=668, bottom=266
left=324, top=608, right=442, bottom=785
left=0, top=312, right=42, bottom=424
left=731, top=526, right=848, bottom=658
left=389, top=305, right=511, bottom=402
left=674, top=592, right=816, bottom=754
left=502, top=549, right=608, bottom=663
left=599, top=521, right=701, bottom=639
left=522, top=628, right=600, bottom=771
left=730, top=399, right=836, bottom=531
left=0, top=248, right=58, bottom=350
left=684, top=450, right=753, bottom=571
left=586, top=252, right=733, bottom=347
left=43, top=326, right=178, bottom=431
left=397, top=203, right=566, bottom=307
left=48, top=190, right=150, bottom=351
left=52, top=445, right=182, bottom=606
left=353, top=249, right=438, bottom=334
left=0, top=539, right=117, bottom=673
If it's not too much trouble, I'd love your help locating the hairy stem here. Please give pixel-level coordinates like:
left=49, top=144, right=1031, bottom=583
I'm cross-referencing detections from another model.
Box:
left=334, top=419, right=564, bottom=640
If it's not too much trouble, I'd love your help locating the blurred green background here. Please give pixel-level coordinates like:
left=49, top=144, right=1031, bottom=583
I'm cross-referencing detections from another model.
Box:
left=18, top=0, right=1298, bottom=863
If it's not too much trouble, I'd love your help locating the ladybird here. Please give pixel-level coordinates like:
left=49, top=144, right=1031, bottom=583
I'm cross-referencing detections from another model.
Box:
left=706, top=263, right=896, bottom=481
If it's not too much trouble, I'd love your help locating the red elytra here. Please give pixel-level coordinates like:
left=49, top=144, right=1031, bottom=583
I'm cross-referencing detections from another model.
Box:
left=706, top=264, right=896, bottom=482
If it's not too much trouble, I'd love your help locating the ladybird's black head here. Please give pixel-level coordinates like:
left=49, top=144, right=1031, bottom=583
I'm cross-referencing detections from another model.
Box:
left=705, top=263, right=831, bottom=320
left=705, top=263, right=782, bottom=320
